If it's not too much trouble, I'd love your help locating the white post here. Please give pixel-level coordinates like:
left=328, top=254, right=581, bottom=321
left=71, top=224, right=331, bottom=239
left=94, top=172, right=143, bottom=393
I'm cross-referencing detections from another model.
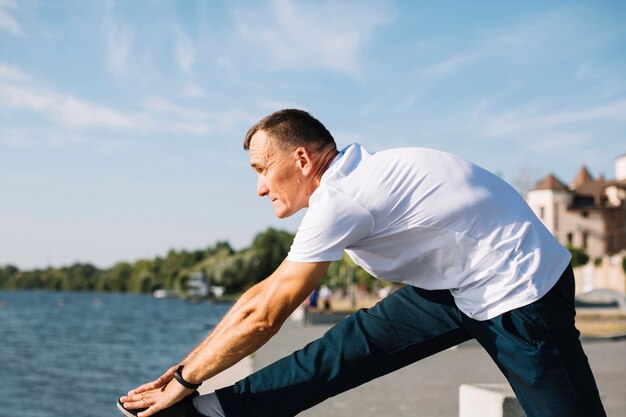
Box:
left=459, top=383, right=526, bottom=417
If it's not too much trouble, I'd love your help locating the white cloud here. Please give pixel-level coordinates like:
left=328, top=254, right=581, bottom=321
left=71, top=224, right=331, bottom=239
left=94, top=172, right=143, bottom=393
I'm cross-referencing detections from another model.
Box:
left=0, top=83, right=152, bottom=131
left=101, top=3, right=134, bottom=76
left=575, top=64, right=596, bottom=80
left=44, top=130, right=84, bottom=147
left=0, top=129, right=33, bottom=148
left=0, top=127, right=85, bottom=149
left=0, top=63, right=29, bottom=81
left=234, top=0, right=393, bottom=74
left=600, top=82, right=626, bottom=100
left=96, top=140, right=121, bottom=155
left=575, top=63, right=626, bottom=99
left=168, top=121, right=210, bottom=136
left=481, top=23, right=550, bottom=65
left=415, top=9, right=600, bottom=82
left=466, top=98, right=626, bottom=146
left=524, top=131, right=591, bottom=154
left=143, top=96, right=207, bottom=121
left=480, top=9, right=601, bottom=66
left=175, top=26, right=195, bottom=74
left=486, top=100, right=626, bottom=138
left=0, top=79, right=251, bottom=140
left=216, top=56, right=233, bottom=70
left=420, top=53, right=480, bottom=80
left=142, top=95, right=255, bottom=136
left=180, top=82, right=207, bottom=99
left=0, top=0, right=22, bottom=36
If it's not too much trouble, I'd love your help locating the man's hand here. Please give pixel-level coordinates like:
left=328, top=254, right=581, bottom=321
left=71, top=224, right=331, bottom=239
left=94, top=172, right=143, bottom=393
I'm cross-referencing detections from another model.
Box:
left=120, top=365, right=193, bottom=417
left=120, top=376, right=194, bottom=417
left=125, top=365, right=178, bottom=398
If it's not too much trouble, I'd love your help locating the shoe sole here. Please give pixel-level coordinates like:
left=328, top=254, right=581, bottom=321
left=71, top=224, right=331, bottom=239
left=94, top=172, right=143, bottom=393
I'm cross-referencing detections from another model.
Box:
left=117, top=398, right=147, bottom=417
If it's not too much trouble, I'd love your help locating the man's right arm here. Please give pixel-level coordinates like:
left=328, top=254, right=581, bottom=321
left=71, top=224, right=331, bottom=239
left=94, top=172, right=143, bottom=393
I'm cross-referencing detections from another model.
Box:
left=180, top=260, right=331, bottom=383
left=121, top=259, right=331, bottom=416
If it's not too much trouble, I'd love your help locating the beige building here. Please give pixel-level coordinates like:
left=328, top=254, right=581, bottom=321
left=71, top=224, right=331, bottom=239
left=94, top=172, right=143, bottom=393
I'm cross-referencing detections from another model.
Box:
left=526, top=154, right=626, bottom=260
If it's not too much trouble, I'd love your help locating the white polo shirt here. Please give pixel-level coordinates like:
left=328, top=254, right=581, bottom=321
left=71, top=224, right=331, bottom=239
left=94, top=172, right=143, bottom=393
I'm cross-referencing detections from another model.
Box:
left=287, top=144, right=571, bottom=320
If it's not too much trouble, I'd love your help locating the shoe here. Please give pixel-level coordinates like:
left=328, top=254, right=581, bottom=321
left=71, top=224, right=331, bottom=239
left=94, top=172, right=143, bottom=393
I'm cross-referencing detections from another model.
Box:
left=117, top=391, right=200, bottom=417
left=116, top=398, right=145, bottom=417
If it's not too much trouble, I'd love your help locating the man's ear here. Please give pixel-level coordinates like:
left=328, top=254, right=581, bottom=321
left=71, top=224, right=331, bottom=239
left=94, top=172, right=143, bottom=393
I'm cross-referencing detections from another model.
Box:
left=294, top=147, right=313, bottom=175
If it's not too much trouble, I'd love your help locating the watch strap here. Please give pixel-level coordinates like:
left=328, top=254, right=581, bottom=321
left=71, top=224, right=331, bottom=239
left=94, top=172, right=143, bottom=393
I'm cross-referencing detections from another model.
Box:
left=174, top=365, right=201, bottom=390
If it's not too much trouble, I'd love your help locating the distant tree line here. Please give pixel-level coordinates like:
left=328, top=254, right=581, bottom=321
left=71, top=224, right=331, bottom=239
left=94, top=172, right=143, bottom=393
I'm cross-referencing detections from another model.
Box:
left=4, top=233, right=625, bottom=295
left=0, top=228, right=382, bottom=295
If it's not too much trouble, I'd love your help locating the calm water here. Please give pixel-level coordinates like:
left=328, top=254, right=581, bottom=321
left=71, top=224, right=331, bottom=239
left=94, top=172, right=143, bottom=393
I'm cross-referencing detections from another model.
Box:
left=0, top=290, right=231, bottom=417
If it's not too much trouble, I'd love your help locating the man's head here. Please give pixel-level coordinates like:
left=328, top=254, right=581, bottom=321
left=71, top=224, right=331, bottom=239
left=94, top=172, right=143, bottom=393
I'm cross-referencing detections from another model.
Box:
left=245, top=109, right=338, bottom=218
left=244, top=109, right=336, bottom=154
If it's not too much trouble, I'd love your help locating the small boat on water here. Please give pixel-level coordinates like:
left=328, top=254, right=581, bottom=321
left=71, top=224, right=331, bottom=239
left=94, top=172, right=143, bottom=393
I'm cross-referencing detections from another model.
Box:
left=152, top=289, right=177, bottom=299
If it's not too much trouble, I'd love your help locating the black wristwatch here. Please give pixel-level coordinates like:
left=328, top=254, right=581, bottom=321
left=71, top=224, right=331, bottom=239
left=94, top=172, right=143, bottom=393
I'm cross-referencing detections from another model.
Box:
left=174, top=365, right=201, bottom=390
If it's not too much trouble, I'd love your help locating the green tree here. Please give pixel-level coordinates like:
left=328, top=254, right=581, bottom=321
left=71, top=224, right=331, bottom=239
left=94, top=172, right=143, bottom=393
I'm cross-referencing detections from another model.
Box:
left=101, top=262, right=132, bottom=292
left=213, top=241, right=234, bottom=256
left=0, top=229, right=307, bottom=295
left=0, top=265, right=19, bottom=288
left=249, top=228, right=294, bottom=284
left=129, top=259, right=156, bottom=293
left=219, top=251, right=258, bottom=293
left=566, top=245, right=589, bottom=268
left=325, top=255, right=378, bottom=291
left=65, top=263, right=101, bottom=291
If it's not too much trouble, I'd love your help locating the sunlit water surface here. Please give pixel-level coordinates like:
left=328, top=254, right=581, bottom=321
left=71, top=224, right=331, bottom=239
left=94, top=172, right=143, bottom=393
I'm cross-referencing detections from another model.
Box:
left=0, top=290, right=231, bottom=417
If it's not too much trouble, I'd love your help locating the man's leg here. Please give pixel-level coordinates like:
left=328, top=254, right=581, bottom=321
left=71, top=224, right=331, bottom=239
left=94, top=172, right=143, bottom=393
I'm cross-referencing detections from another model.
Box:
left=463, top=265, right=606, bottom=417
left=211, top=285, right=472, bottom=417
left=192, top=393, right=226, bottom=417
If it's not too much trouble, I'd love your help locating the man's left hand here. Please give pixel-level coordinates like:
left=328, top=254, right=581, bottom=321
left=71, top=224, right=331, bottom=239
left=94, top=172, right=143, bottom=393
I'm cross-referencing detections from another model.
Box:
left=120, top=379, right=194, bottom=417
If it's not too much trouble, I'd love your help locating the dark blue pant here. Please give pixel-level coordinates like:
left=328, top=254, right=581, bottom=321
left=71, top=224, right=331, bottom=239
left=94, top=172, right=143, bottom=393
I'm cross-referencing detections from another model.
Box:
left=216, top=266, right=606, bottom=417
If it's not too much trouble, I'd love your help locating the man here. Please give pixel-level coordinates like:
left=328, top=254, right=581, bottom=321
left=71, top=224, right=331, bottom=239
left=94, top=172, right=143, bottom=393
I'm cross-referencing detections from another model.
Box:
left=119, top=109, right=606, bottom=417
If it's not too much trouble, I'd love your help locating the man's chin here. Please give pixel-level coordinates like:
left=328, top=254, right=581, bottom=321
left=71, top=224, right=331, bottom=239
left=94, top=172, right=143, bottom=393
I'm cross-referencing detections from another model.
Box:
left=274, top=207, right=295, bottom=219
left=274, top=210, right=290, bottom=219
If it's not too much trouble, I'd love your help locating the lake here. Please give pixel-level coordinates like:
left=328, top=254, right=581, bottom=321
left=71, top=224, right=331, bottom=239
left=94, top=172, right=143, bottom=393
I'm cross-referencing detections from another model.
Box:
left=0, top=290, right=231, bottom=417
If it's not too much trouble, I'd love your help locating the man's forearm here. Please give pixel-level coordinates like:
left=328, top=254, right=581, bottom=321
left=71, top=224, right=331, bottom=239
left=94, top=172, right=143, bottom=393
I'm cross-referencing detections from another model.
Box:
left=179, top=279, right=283, bottom=384
left=174, top=260, right=329, bottom=386
left=180, top=278, right=269, bottom=367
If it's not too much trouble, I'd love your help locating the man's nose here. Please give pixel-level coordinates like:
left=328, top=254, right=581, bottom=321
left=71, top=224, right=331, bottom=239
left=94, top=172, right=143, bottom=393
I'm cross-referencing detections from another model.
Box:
left=257, top=175, right=269, bottom=197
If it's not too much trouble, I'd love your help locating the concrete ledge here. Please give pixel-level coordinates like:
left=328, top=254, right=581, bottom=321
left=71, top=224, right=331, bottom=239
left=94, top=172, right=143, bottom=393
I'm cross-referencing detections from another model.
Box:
left=459, top=383, right=525, bottom=417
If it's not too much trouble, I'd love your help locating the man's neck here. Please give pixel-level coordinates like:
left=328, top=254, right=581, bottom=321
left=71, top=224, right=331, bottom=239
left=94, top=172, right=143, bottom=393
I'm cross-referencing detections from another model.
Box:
left=312, top=147, right=339, bottom=187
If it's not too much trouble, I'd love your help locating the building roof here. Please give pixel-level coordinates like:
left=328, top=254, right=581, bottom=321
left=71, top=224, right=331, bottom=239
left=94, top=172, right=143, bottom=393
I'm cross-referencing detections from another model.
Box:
left=531, top=157, right=626, bottom=211
left=574, top=177, right=608, bottom=198
left=532, top=174, right=569, bottom=191
left=570, top=165, right=593, bottom=189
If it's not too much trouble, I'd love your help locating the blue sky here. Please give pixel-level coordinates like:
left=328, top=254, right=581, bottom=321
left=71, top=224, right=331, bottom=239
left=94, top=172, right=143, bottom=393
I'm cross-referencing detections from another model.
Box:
left=1, top=0, right=625, bottom=270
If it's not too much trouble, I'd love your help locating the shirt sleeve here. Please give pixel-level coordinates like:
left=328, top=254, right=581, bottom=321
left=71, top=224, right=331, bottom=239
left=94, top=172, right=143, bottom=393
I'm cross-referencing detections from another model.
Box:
left=287, top=187, right=375, bottom=262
